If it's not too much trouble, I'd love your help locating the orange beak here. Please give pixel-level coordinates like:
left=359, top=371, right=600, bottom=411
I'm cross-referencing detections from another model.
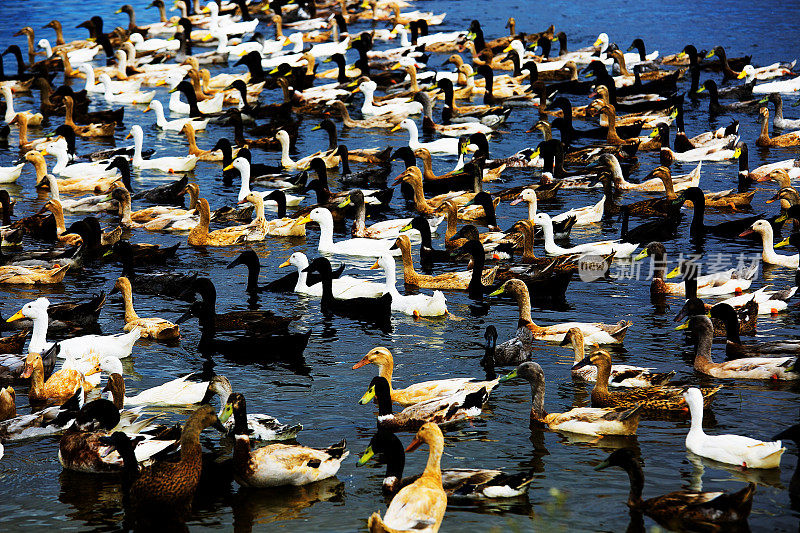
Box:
left=352, top=356, right=370, bottom=369
left=405, top=437, right=422, bottom=452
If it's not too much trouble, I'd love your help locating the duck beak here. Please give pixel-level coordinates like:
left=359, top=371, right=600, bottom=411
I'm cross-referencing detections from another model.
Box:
left=40, top=149, right=48, bottom=156
left=390, top=62, right=402, bottom=70
left=502, top=44, right=513, bottom=53
left=6, top=310, right=25, bottom=322
left=571, top=356, right=591, bottom=370
left=406, top=436, right=422, bottom=452
left=593, top=37, right=602, bottom=47
left=674, top=322, right=689, bottom=331
left=358, top=386, right=376, bottom=405
left=219, top=402, right=233, bottom=424
left=648, top=129, right=659, bottom=138
left=705, top=50, right=715, bottom=59
left=696, top=86, right=706, bottom=94
left=352, top=355, right=370, bottom=369
left=278, top=258, right=292, bottom=268
left=357, top=445, right=374, bottom=466
left=223, top=163, right=234, bottom=171
left=369, top=258, right=380, bottom=270
left=633, top=249, right=649, bottom=261
left=399, top=222, right=412, bottom=232
left=594, top=458, right=611, bottom=471
left=676, top=51, right=686, bottom=59
left=498, top=369, right=518, bottom=383
left=202, top=33, right=214, bottom=42
left=732, top=146, right=741, bottom=159
left=737, top=70, right=746, bottom=79
left=488, top=285, right=505, bottom=297
left=775, top=212, right=788, bottom=224
left=337, top=196, right=351, bottom=208
left=143, top=106, right=151, bottom=113
left=390, top=123, right=403, bottom=133
left=296, top=215, right=312, bottom=226
left=738, top=228, right=755, bottom=237
left=509, top=196, right=524, bottom=206
left=774, top=236, right=790, bottom=249
left=665, top=266, right=681, bottom=279
left=125, top=132, right=133, bottom=139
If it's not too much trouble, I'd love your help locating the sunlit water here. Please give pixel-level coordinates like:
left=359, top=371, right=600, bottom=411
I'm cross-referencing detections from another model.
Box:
left=1, top=0, right=799, bottom=531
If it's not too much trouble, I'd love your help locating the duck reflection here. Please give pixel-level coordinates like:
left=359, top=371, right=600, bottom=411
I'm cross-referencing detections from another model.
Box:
left=58, top=469, right=124, bottom=530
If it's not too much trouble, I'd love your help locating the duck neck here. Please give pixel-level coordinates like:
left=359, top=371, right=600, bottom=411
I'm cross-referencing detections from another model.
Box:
left=29, top=312, right=49, bottom=354
left=692, top=324, right=715, bottom=370
left=759, top=226, right=778, bottom=263
left=279, top=135, right=295, bottom=167
left=381, top=258, right=401, bottom=298
left=316, top=214, right=335, bottom=250
left=529, top=377, right=548, bottom=423
left=28, top=357, right=45, bottom=398
left=758, top=114, right=771, bottom=145
left=184, top=125, right=201, bottom=155
left=593, top=358, right=611, bottom=396
left=622, top=461, right=645, bottom=508
left=660, top=171, right=677, bottom=200
left=520, top=224, right=536, bottom=261
left=119, top=195, right=133, bottom=226
left=408, top=176, right=434, bottom=214
left=443, top=205, right=457, bottom=242
left=53, top=22, right=65, bottom=45
left=513, top=287, right=534, bottom=327
left=602, top=108, right=623, bottom=144
left=690, top=196, right=705, bottom=235
left=178, top=421, right=204, bottom=467
left=686, top=392, right=705, bottom=437
left=569, top=336, right=585, bottom=364
left=188, top=201, right=210, bottom=244
left=420, top=436, right=443, bottom=483
left=120, top=281, right=139, bottom=322
left=467, top=249, right=485, bottom=299
left=397, top=240, right=419, bottom=284
left=131, top=132, right=144, bottom=166
left=243, top=257, right=259, bottom=293
left=526, top=197, right=537, bottom=221
left=49, top=202, right=66, bottom=234
left=16, top=116, right=28, bottom=148
left=352, top=199, right=366, bottom=237
left=418, top=151, right=436, bottom=180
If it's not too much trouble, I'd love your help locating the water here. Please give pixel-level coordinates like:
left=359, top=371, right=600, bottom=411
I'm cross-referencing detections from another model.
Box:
left=1, top=0, right=799, bottom=530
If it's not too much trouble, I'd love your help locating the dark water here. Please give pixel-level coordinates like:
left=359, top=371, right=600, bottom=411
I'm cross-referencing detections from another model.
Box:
left=1, top=0, right=799, bottom=531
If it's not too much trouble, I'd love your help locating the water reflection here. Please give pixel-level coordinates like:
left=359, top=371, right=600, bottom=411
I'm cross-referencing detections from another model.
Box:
left=686, top=451, right=783, bottom=490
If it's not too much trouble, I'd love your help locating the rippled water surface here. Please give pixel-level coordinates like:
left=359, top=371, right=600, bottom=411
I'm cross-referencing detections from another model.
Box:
left=1, top=0, right=799, bottom=531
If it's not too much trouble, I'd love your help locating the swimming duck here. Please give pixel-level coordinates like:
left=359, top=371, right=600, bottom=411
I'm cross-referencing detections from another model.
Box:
left=365, top=422, right=446, bottom=532
left=223, top=399, right=346, bottom=487
left=326, top=99, right=404, bottom=129
left=535, top=212, right=638, bottom=257
left=110, top=277, right=180, bottom=340
left=2, top=86, right=43, bottom=125
left=371, top=254, right=448, bottom=317
left=352, top=347, right=497, bottom=407
left=359, top=376, right=487, bottom=432
left=21, top=348, right=99, bottom=405
left=186, top=198, right=254, bottom=246
left=97, top=73, right=155, bottom=105
left=390, top=234, right=498, bottom=290
left=123, top=373, right=225, bottom=407
left=500, top=362, right=643, bottom=435
left=302, top=257, right=392, bottom=327
left=572, top=349, right=721, bottom=411
left=560, top=328, right=675, bottom=387
left=391, top=119, right=461, bottom=155
left=358, top=427, right=532, bottom=498
left=594, top=449, right=755, bottom=531
left=740, top=219, right=798, bottom=268
left=225, top=157, right=304, bottom=206
left=298, top=207, right=399, bottom=257
left=145, top=100, right=208, bottom=131
left=357, top=80, right=423, bottom=117
left=340, top=190, right=440, bottom=240
left=684, top=387, right=784, bottom=468
left=97, top=405, right=227, bottom=514
left=279, top=251, right=384, bottom=298
left=127, top=125, right=198, bottom=172
left=6, top=297, right=140, bottom=360
left=682, top=314, right=797, bottom=380
left=756, top=107, right=800, bottom=147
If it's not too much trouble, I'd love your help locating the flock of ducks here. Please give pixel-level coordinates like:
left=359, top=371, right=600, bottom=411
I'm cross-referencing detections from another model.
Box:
left=0, top=0, right=799, bottom=531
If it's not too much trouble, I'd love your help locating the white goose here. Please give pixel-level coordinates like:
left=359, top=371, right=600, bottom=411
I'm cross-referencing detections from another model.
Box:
left=391, top=118, right=460, bottom=155
left=534, top=213, right=638, bottom=257
left=372, top=254, right=447, bottom=317
left=297, top=207, right=400, bottom=257
left=127, top=125, right=198, bottom=172
left=98, top=74, right=155, bottom=105
left=6, top=298, right=140, bottom=360
left=279, top=251, right=385, bottom=298
left=145, top=100, right=209, bottom=131
left=684, top=387, right=784, bottom=469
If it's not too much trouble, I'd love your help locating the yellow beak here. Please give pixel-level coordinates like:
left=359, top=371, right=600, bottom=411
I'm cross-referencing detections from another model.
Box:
left=223, top=163, right=234, bottom=171
left=737, top=70, right=747, bottom=79
left=143, top=106, right=151, bottom=113
left=296, top=214, right=312, bottom=225
left=6, top=310, right=25, bottom=322
left=337, top=196, right=351, bottom=208
left=369, top=258, right=380, bottom=270
left=648, top=129, right=659, bottom=138
left=390, top=123, right=403, bottom=132
left=125, top=132, right=133, bottom=139
left=279, top=258, right=292, bottom=268
left=674, top=322, right=689, bottom=331
left=503, top=44, right=513, bottom=53
left=733, top=147, right=741, bottom=159
left=665, top=266, right=681, bottom=279
left=40, top=149, right=48, bottom=156
left=705, top=50, right=715, bottom=59
left=593, top=37, right=602, bottom=47
left=390, top=62, right=402, bottom=70
left=202, top=33, right=214, bottom=42
left=774, top=236, right=790, bottom=248
left=633, top=249, right=649, bottom=261
left=676, top=51, right=686, bottom=59
left=358, top=386, right=376, bottom=405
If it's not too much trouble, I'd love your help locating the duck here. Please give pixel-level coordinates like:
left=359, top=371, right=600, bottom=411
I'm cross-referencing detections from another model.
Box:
left=37, top=148, right=120, bottom=188
left=21, top=349, right=99, bottom=405
left=359, top=376, right=487, bottom=432
left=2, top=86, right=43, bottom=125
left=535, top=212, right=638, bottom=257
left=756, top=107, right=800, bottom=147
left=560, top=328, right=674, bottom=387
left=366, top=422, right=447, bottom=533
left=340, top=190, right=440, bottom=240
left=61, top=96, right=115, bottom=137
left=78, top=63, right=141, bottom=94
left=510, top=187, right=592, bottom=229
left=224, top=398, right=347, bottom=487
left=10, top=115, right=55, bottom=152
left=168, top=78, right=224, bottom=115
left=145, top=100, right=208, bottom=131
left=110, top=277, right=180, bottom=341
left=186, top=195, right=265, bottom=246
left=225, top=156, right=304, bottom=206
left=490, top=279, right=631, bottom=346
left=594, top=449, right=756, bottom=531
left=326, top=99, right=404, bottom=129
left=684, top=387, right=784, bottom=468
left=500, top=362, right=643, bottom=436
left=352, top=347, right=497, bottom=407
left=683, top=187, right=763, bottom=240
left=95, top=405, right=227, bottom=514
left=279, top=252, right=384, bottom=299
left=126, top=125, right=198, bottom=172
left=302, top=257, right=392, bottom=327
left=718, top=287, right=796, bottom=317
left=298, top=207, right=399, bottom=258
left=6, top=297, right=140, bottom=360
left=371, top=255, right=448, bottom=317
left=357, top=80, right=423, bottom=117
left=740, top=219, right=798, bottom=268
left=683, top=314, right=797, bottom=380
left=358, top=427, right=533, bottom=498
left=391, top=119, right=461, bottom=155
left=123, top=374, right=224, bottom=407
left=698, top=80, right=765, bottom=115
left=107, top=187, right=197, bottom=232
left=390, top=234, right=498, bottom=291
left=572, top=349, right=722, bottom=411
left=97, top=73, right=155, bottom=105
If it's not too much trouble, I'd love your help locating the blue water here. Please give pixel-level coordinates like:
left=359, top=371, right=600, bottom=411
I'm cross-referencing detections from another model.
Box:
left=1, top=0, right=799, bottom=531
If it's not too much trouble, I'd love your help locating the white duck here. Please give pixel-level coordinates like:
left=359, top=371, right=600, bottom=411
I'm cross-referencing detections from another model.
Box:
left=45, top=144, right=119, bottom=180
left=738, top=63, right=794, bottom=82
left=752, top=74, right=800, bottom=95
left=124, top=374, right=217, bottom=406
left=744, top=219, right=799, bottom=268
left=279, top=251, right=385, bottom=298
left=127, top=125, right=198, bottom=172
left=684, top=387, right=785, bottom=468
left=166, top=74, right=224, bottom=114
left=297, top=207, right=400, bottom=257
left=372, top=254, right=447, bottom=317
left=260, top=33, right=306, bottom=70
left=535, top=213, right=638, bottom=257
left=98, top=74, right=155, bottom=104
left=227, top=157, right=304, bottom=207
left=127, top=32, right=180, bottom=53
left=145, top=100, right=209, bottom=131
left=204, top=1, right=259, bottom=35
left=358, top=80, right=422, bottom=117
left=511, top=188, right=604, bottom=225
left=37, top=38, right=98, bottom=64
left=595, top=32, right=658, bottom=65
left=46, top=174, right=115, bottom=213
left=6, top=298, right=140, bottom=360
left=720, top=286, right=797, bottom=315
left=0, top=162, right=24, bottom=184
left=79, top=64, right=141, bottom=94
left=2, top=86, right=44, bottom=125
left=391, top=118, right=460, bottom=155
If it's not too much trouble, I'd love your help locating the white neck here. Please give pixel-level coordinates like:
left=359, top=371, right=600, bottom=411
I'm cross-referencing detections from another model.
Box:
left=381, top=257, right=401, bottom=298
left=237, top=164, right=252, bottom=202
left=316, top=212, right=335, bottom=249
left=52, top=149, right=69, bottom=174
left=538, top=217, right=561, bottom=254
left=291, top=38, right=303, bottom=53
left=293, top=258, right=310, bottom=291
left=527, top=198, right=537, bottom=220
left=686, top=393, right=705, bottom=437
left=83, top=67, right=97, bottom=90
left=153, top=104, right=168, bottom=127
left=132, top=132, right=144, bottom=165
left=279, top=136, right=295, bottom=167
left=116, top=52, right=127, bottom=73
left=399, top=29, right=409, bottom=47
left=43, top=42, right=53, bottom=57
left=2, top=89, right=14, bottom=122
left=405, top=123, right=419, bottom=146
left=215, top=33, right=229, bottom=53
left=49, top=177, right=62, bottom=201
left=28, top=311, right=49, bottom=353
left=360, top=87, right=376, bottom=113
left=453, top=150, right=465, bottom=171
